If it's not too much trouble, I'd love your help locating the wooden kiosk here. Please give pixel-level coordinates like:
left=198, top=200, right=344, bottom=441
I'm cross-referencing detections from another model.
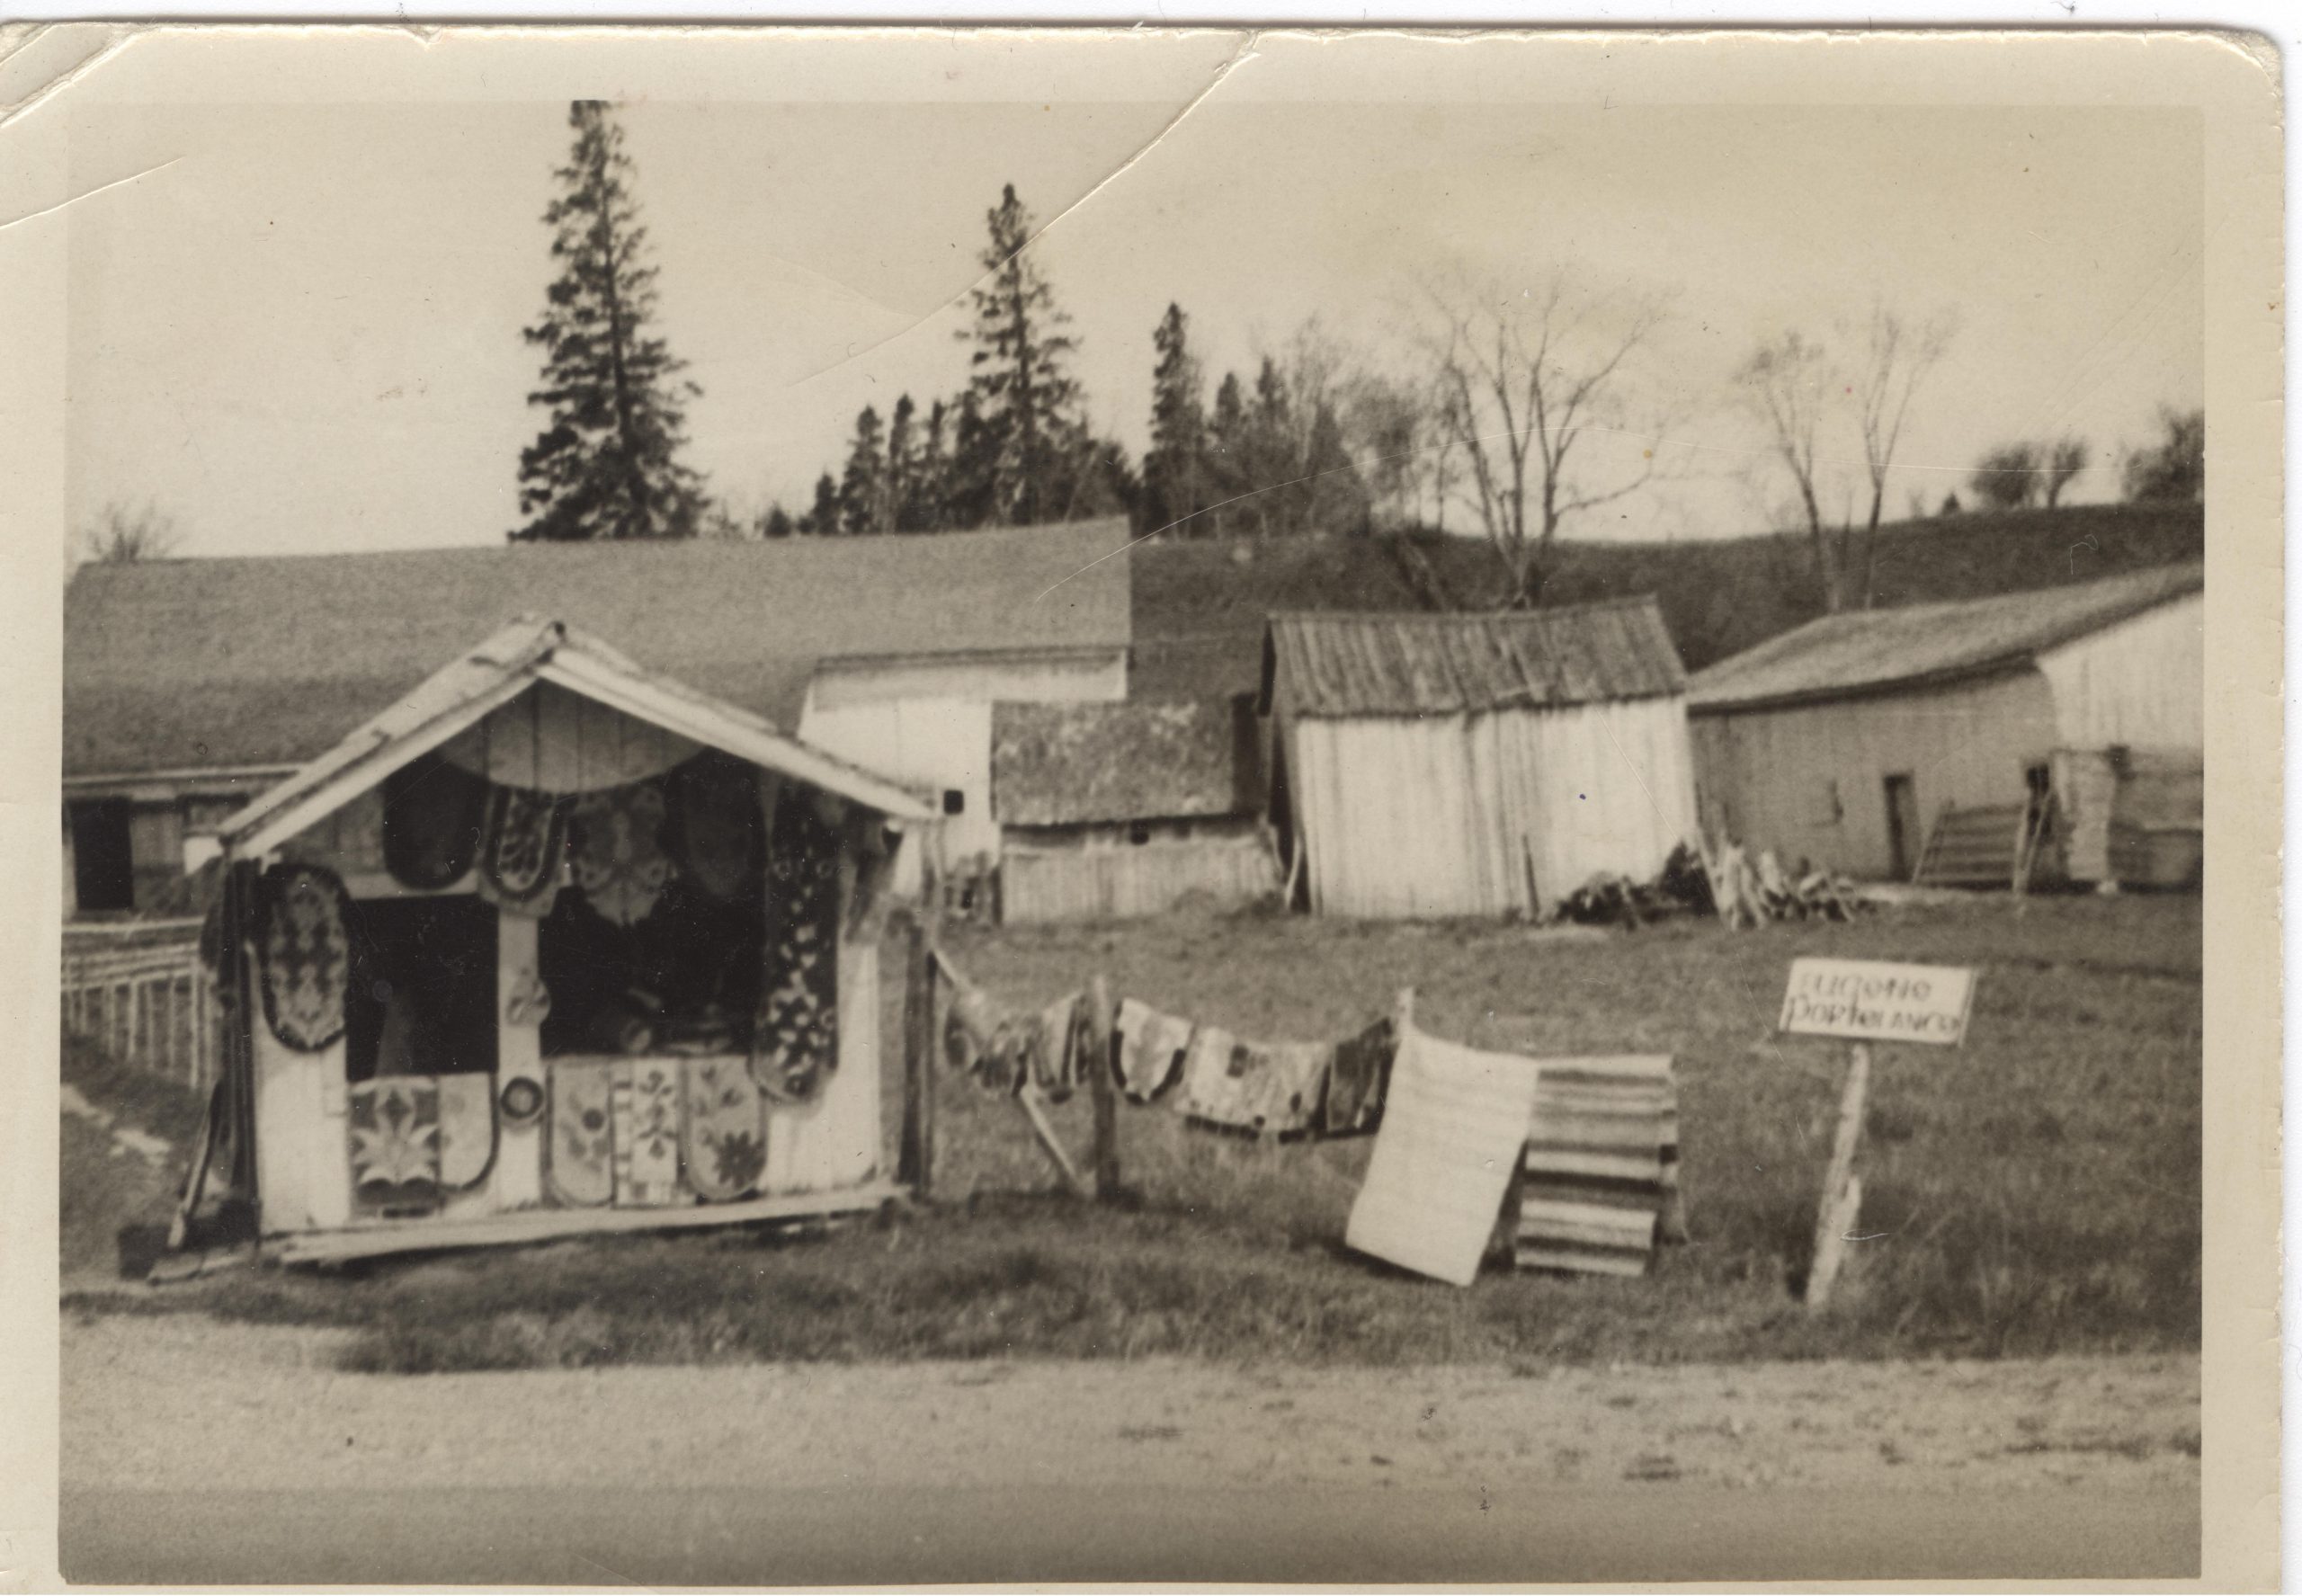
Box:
left=172, top=616, right=939, bottom=1266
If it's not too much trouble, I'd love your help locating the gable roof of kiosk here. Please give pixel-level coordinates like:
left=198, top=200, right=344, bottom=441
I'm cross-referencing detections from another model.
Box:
left=219, top=616, right=937, bottom=858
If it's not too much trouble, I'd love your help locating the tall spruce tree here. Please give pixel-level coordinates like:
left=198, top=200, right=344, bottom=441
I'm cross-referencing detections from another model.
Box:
left=958, top=183, right=1084, bottom=525
left=512, top=101, right=707, bottom=542
left=837, top=406, right=888, bottom=536
left=804, top=472, right=840, bottom=537
left=884, top=395, right=917, bottom=534
left=1143, top=303, right=1208, bottom=536
left=903, top=398, right=950, bottom=531
left=1205, top=371, right=1252, bottom=539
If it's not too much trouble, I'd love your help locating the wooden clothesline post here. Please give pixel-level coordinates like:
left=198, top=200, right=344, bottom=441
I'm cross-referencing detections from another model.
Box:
left=897, top=912, right=936, bottom=1201
left=1088, top=974, right=1121, bottom=1203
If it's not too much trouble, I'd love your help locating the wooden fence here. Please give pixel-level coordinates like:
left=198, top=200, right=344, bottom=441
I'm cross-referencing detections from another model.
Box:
left=61, top=923, right=219, bottom=1092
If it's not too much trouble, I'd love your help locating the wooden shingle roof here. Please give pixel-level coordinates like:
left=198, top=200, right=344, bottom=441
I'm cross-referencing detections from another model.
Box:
left=992, top=699, right=1256, bottom=826
left=1259, top=597, right=1688, bottom=718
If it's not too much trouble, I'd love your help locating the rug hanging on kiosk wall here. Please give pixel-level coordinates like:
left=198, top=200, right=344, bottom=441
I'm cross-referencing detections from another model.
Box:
left=546, top=1059, right=614, bottom=1208
left=434, top=1073, right=498, bottom=1191
left=683, top=1056, right=767, bottom=1201
left=348, top=1076, right=442, bottom=1217
left=612, top=1058, right=685, bottom=1208
left=751, top=787, right=842, bottom=1106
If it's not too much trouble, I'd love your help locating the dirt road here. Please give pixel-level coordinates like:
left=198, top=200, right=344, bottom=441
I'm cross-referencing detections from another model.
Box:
left=60, top=1315, right=2199, bottom=1583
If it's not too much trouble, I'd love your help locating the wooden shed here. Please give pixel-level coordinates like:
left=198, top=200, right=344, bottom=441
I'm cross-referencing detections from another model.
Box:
left=1259, top=601, right=1700, bottom=920
left=175, top=617, right=937, bottom=1264
left=1685, top=562, right=2202, bottom=885
left=991, top=699, right=1280, bottom=923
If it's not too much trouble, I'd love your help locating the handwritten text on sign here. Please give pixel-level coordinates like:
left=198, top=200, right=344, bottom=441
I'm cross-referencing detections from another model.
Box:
left=1778, top=958, right=1976, bottom=1047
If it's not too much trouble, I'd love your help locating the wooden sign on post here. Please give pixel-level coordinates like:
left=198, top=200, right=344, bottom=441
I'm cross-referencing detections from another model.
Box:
left=1779, top=958, right=1976, bottom=1047
left=1780, top=957, right=1976, bottom=1309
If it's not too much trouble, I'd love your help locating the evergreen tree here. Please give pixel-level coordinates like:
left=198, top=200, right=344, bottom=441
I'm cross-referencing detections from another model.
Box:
left=837, top=406, right=888, bottom=536
left=803, top=472, right=839, bottom=537
left=958, top=183, right=1084, bottom=525
left=884, top=395, right=917, bottom=535
left=902, top=399, right=950, bottom=532
left=1142, top=303, right=1208, bottom=536
left=1205, top=371, right=1252, bottom=539
left=760, top=504, right=796, bottom=539
left=946, top=389, right=998, bottom=530
left=512, top=100, right=707, bottom=542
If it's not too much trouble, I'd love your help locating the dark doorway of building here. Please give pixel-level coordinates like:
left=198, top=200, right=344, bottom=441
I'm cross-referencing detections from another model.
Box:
left=343, top=895, right=498, bottom=1084
left=1883, top=773, right=1921, bottom=881
left=68, top=798, right=136, bottom=914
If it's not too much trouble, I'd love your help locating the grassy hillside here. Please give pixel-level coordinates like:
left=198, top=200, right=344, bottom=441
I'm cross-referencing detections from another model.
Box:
left=1131, top=503, right=2204, bottom=702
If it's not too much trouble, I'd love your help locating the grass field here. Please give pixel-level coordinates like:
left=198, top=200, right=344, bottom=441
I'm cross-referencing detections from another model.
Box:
left=66, top=893, right=2199, bottom=1374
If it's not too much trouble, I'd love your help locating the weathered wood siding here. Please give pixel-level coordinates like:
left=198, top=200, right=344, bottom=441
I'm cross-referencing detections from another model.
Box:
left=440, top=680, right=702, bottom=792
left=1286, top=697, right=1698, bottom=919
left=2050, top=745, right=2203, bottom=885
left=1689, top=670, right=2057, bottom=878
left=1003, top=823, right=1281, bottom=923
left=252, top=1019, right=352, bottom=1235
left=801, top=652, right=1127, bottom=875
left=2036, top=592, right=2203, bottom=751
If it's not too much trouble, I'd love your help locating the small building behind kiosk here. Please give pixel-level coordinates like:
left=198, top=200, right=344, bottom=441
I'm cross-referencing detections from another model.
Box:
left=182, top=615, right=938, bottom=1263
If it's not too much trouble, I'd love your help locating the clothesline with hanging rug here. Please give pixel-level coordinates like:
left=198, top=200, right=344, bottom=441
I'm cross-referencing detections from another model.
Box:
left=930, top=947, right=1392, bottom=1145
left=926, top=948, right=1686, bottom=1284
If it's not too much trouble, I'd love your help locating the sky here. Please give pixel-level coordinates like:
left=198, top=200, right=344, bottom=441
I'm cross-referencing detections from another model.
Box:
left=64, top=92, right=2201, bottom=557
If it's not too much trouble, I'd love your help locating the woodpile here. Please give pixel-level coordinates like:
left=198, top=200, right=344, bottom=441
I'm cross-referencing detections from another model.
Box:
left=1699, top=839, right=1863, bottom=929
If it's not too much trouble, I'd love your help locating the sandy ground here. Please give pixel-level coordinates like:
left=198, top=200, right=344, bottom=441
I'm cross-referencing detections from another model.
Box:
left=63, top=1313, right=2198, bottom=1498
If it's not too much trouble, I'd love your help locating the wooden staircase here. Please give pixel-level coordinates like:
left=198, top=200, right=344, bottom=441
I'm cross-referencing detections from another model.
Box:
left=1911, top=802, right=2048, bottom=889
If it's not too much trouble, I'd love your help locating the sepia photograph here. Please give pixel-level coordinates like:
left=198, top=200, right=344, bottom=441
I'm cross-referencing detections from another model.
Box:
left=4, top=22, right=2281, bottom=1589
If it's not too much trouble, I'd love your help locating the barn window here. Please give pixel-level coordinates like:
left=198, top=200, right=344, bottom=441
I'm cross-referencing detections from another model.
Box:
left=67, top=798, right=136, bottom=913
left=942, top=789, right=966, bottom=816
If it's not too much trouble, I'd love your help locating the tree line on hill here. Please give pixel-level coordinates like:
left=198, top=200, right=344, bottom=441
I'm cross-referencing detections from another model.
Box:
left=83, top=100, right=2208, bottom=617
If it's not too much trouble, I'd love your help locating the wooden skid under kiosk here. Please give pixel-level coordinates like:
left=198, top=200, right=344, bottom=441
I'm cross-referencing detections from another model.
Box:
left=266, top=1181, right=906, bottom=1266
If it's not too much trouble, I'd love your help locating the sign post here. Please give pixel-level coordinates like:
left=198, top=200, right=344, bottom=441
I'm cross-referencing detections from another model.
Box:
left=1778, top=957, right=1976, bottom=1308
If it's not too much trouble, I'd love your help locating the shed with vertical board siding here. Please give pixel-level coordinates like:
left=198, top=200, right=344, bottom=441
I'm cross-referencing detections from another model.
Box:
left=1686, top=562, right=2202, bottom=883
left=1258, top=600, right=1700, bottom=919
left=991, top=698, right=1280, bottom=923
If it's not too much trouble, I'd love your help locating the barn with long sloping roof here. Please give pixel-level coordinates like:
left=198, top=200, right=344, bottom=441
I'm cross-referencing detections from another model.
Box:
left=1258, top=598, right=1699, bottom=920
left=1686, top=562, right=2202, bottom=886
left=63, top=520, right=1132, bottom=918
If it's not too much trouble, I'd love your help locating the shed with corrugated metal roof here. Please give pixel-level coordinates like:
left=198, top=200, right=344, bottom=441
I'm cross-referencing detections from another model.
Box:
left=1257, top=599, right=1700, bottom=919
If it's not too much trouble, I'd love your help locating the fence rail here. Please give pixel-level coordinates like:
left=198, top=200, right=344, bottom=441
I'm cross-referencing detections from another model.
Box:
left=62, top=929, right=219, bottom=1092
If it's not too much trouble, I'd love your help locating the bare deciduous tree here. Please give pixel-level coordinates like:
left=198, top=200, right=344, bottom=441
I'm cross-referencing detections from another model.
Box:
left=1736, top=329, right=1845, bottom=609
left=1742, top=303, right=1955, bottom=613
left=1849, top=306, right=1955, bottom=607
left=76, top=501, right=183, bottom=566
left=1421, top=267, right=1671, bottom=607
